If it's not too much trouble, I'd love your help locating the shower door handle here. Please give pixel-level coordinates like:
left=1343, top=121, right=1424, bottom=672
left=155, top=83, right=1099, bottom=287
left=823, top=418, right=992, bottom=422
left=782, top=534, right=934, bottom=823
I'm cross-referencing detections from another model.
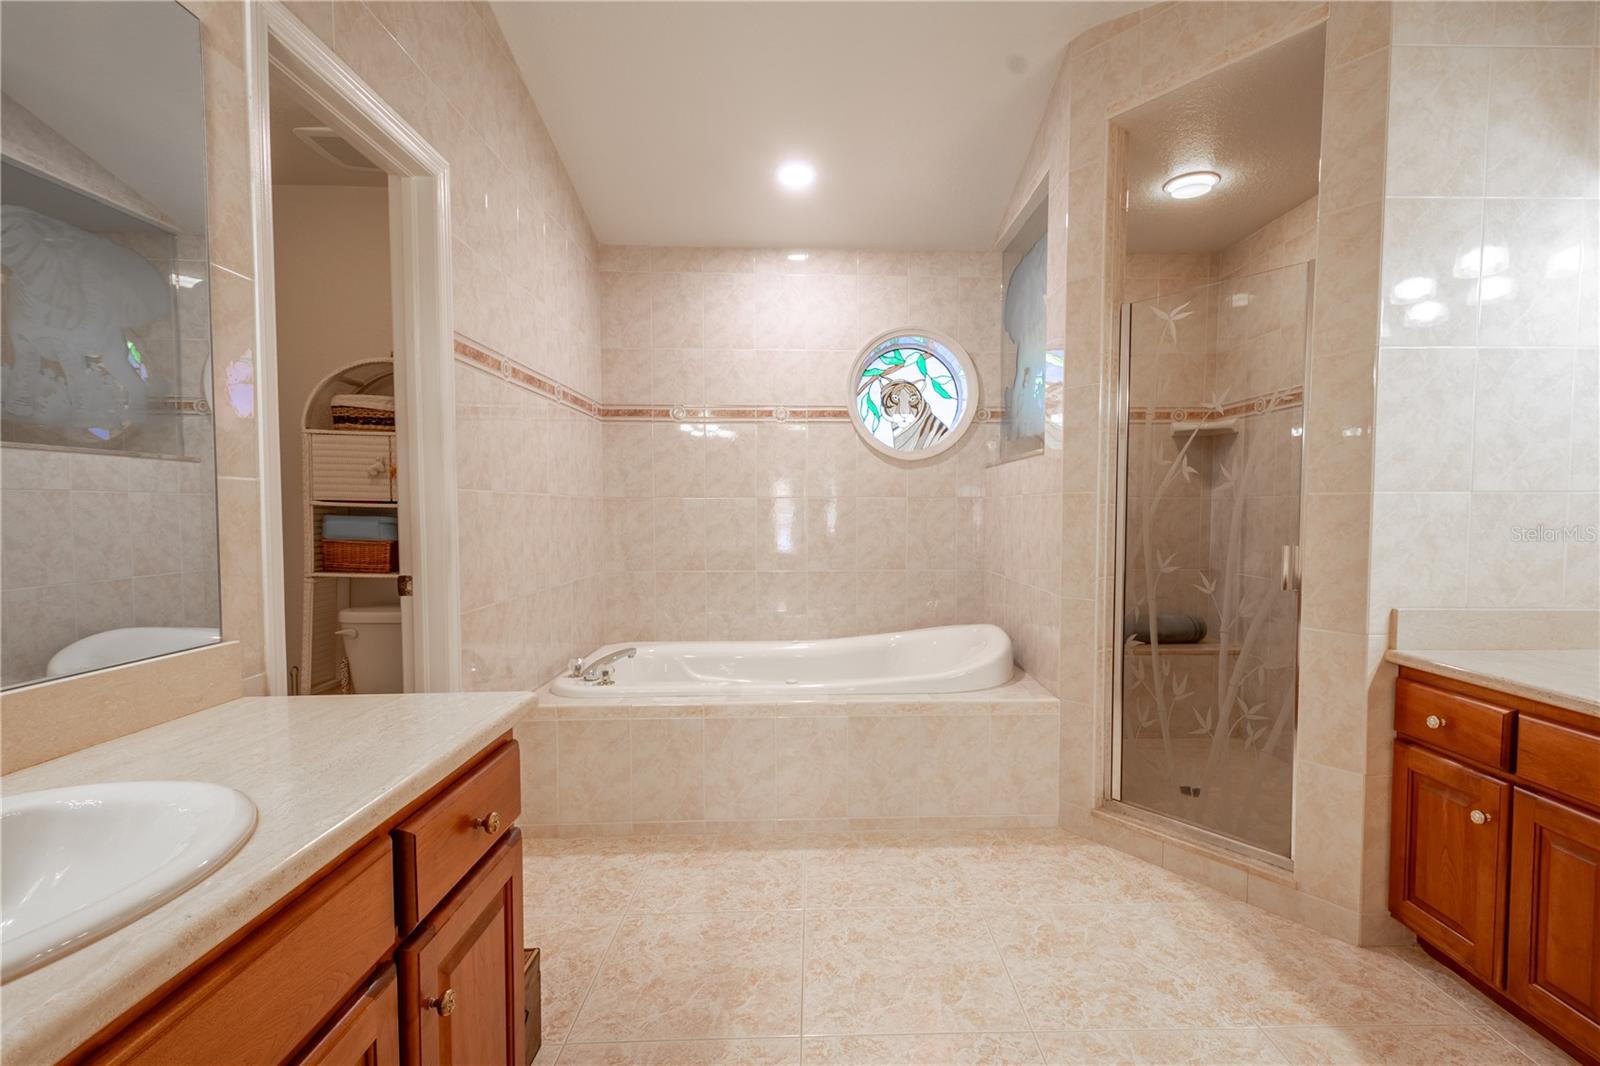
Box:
left=1281, top=545, right=1301, bottom=593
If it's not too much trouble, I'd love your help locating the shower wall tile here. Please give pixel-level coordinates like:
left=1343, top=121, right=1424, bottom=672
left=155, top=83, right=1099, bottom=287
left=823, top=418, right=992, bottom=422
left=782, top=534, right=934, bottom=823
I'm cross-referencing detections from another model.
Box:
left=1479, top=198, right=1594, bottom=348
left=1466, top=492, right=1571, bottom=607
left=1373, top=11, right=1600, bottom=656
left=1485, top=46, right=1599, bottom=199
left=1471, top=349, right=1576, bottom=491
left=1383, top=46, right=1490, bottom=199
left=1373, top=348, right=1475, bottom=491
left=1296, top=629, right=1393, bottom=775
left=1377, top=197, right=1485, bottom=348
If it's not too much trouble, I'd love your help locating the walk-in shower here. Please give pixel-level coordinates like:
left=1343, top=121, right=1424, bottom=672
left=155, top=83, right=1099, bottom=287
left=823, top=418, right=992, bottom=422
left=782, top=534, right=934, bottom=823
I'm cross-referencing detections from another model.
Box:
left=1112, top=261, right=1312, bottom=860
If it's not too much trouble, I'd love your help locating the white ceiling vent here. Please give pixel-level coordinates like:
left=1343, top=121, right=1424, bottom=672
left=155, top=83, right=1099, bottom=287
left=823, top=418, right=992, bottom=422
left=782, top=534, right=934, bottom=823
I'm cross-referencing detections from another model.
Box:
left=292, top=126, right=381, bottom=174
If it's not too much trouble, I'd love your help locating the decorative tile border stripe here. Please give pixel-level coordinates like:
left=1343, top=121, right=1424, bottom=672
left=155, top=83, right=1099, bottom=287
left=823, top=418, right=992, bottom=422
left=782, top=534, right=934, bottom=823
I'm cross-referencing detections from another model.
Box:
left=1128, top=386, right=1304, bottom=425
left=456, top=337, right=1003, bottom=423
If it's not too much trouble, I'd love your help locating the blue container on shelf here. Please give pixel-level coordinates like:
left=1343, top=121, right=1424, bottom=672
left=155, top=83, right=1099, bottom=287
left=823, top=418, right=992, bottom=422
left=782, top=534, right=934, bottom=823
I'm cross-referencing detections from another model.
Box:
left=322, top=515, right=399, bottom=542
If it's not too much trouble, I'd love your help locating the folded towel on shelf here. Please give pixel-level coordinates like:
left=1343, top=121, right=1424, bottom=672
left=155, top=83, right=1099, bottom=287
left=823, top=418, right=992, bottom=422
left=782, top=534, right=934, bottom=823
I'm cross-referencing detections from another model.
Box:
left=1123, top=613, right=1208, bottom=645
left=330, top=393, right=395, bottom=411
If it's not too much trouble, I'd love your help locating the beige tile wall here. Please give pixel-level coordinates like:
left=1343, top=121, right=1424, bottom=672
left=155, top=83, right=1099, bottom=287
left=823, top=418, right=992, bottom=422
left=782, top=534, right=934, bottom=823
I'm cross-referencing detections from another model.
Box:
left=4, top=1, right=604, bottom=746
left=999, top=0, right=1417, bottom=943
left=1, top=449, right=220, bottom=686
left=456, top=360, right=604, bottom=690
left=1029, top=0, right=1593, bottom=945
left=281, top=3, right=608, bottom=693
left=516, top=685, right=1061, bottom=835
left=594, top=248, right=1001, bottom=646
left=1357, top=0, right=1599, bottom=937
left=1372, top=5, right=1599, bottom=619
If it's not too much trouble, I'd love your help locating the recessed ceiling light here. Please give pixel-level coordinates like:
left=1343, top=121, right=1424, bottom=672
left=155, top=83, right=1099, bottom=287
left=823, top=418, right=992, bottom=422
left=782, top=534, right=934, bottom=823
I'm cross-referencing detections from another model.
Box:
left=787, top=251, right=810, bottom=262
left=775, top=160, right=817, bottom=191
left=1162, top=171, right=1221, bottom=200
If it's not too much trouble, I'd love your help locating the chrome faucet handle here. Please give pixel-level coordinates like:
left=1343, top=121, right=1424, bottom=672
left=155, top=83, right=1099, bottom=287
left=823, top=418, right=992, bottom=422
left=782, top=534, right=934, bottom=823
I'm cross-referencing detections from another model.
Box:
left=567, top=657, right=585, bottom=678
left=596, top=666, right=615, bottom=686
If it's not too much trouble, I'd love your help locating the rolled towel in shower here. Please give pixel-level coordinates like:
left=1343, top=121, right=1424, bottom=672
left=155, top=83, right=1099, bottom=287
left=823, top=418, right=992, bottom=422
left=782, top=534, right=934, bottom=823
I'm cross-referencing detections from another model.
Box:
left=1123, top=613, right=1208, bottom=645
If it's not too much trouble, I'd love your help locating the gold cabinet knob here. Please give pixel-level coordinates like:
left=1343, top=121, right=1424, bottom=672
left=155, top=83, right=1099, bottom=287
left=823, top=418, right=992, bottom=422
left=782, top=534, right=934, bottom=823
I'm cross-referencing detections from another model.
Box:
left=1425, top=714, right=1446, bottom=730
left=1470, top=809, right=1492, bottom=825
left=476, top=810, right=502, bottom=834
left=431, top=988, right=457, bottom=1016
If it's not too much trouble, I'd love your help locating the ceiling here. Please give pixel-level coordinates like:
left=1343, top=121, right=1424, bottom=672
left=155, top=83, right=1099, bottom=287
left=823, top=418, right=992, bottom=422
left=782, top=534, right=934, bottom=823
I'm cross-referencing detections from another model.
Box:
left=1122, top=25, right=1324, bottom=255
left=492, top=2, right=1141, bottom=250
left=1, top=1, right=206, bottom=232
left=269, top=77, right=386, bottom=187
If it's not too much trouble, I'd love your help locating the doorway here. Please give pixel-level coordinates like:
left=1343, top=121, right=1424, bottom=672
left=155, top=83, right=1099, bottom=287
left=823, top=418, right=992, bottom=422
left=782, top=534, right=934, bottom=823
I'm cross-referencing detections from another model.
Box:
left=267, top=72, right=397, bottom=694
left=246, top=6, right=460, bottom=695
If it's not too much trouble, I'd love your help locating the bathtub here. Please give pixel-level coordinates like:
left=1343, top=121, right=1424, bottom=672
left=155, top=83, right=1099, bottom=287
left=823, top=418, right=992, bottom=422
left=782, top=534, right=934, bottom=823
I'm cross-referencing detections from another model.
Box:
left=46, top=627, right=222, bottom=677
left=549, top=624, right=1013, bottom=699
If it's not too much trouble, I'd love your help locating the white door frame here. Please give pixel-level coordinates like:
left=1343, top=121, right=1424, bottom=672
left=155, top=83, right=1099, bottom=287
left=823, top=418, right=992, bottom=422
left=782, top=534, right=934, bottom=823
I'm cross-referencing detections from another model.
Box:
left=244, top=1, right=461, bottom=694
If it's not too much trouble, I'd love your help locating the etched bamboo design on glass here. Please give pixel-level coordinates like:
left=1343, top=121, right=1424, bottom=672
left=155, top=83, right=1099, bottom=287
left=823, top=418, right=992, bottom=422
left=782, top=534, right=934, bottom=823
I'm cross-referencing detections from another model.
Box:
left=1120, top=262, right=1307, bottom=857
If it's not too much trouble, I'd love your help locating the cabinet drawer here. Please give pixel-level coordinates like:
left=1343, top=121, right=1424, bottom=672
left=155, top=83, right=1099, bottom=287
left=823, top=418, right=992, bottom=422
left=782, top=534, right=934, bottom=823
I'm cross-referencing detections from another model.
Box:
left=91, top=838, right=396, bottom=1066
left=311, top=432, right=395, bottom=502
left=1395, top=677, right=1514, bottom=769
left=1518, top=716, right=1600, bottom=812
left=394, top=741, right=520, bottom=930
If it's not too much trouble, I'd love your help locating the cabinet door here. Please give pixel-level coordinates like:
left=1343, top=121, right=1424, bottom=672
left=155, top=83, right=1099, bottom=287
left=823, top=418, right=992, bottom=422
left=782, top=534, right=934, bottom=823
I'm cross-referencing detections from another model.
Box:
left=399, top=830, right=524, bottom=1066
left=1507, top=788, right=1600, bottom=1057
left=296, top=966, right=400, bottom=1066
left=1390, top=742, right=1510, bottom=983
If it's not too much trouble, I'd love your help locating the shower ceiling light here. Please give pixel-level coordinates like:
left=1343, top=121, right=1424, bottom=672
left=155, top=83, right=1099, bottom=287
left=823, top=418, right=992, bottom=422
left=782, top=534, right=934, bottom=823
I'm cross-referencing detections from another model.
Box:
left=1162, top=171, right=1221, bottom=200
left=787, top=251, right=810, bottom=262
left=775, top=160, right=817, bottom=191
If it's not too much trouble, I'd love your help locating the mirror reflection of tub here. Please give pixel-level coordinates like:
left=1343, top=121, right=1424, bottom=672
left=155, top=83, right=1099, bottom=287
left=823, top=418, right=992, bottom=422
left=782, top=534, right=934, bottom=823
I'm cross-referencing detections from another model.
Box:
left=1, top=0, right=220, bottom=689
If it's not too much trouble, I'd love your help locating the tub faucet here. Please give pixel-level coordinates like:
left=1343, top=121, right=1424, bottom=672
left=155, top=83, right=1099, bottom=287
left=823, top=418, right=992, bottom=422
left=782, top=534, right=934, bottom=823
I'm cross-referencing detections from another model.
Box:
left=576, top=646, right=636, bottom=683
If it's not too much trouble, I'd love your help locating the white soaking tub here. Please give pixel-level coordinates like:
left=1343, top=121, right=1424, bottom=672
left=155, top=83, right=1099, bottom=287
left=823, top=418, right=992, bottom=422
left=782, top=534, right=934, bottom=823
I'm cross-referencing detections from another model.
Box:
left=549, top=624, right=1013, bottom=699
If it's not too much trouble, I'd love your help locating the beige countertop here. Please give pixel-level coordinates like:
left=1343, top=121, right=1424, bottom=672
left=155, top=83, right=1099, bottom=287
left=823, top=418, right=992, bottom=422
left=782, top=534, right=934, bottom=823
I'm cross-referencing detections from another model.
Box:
left=1385, top=648, right=1600, bottom=719
left=0, top=690, right=534, bottom=1065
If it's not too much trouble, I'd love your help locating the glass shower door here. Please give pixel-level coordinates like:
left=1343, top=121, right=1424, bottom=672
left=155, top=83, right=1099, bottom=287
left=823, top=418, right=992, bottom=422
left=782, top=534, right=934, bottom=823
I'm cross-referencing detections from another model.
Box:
left=1113, top=261, right=1311, bottom=860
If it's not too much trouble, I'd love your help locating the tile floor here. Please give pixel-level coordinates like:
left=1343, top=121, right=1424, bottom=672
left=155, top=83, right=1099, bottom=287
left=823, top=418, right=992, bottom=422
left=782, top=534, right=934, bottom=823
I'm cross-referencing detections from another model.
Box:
left=523, top=830, right=1574, bottom=1065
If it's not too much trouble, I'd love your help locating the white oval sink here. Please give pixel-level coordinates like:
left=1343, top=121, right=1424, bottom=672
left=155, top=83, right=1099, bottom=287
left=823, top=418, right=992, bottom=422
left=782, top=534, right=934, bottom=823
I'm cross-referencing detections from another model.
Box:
left=1, top=781, right=257, bottom=981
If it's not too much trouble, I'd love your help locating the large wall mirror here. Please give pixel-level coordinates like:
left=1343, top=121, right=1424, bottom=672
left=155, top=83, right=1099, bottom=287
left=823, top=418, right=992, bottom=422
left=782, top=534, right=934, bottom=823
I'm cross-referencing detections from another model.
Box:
left=1, top=1, right=220, bottom=688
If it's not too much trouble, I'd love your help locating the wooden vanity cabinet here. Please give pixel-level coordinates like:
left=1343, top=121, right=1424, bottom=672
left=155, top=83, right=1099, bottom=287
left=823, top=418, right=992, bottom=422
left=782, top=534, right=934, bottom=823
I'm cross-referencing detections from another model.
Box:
left=73, top=738, right=524, bottom=1066
left=1507, top=789, right=1600, bottom=1055
left=1390, top=742, right=1509, bottom=982
left=399, top=831, right=525, bottom=1066
left=1390, top=671, right=1600, bottom=1063
left=297, top=966, right=401, bottom=1066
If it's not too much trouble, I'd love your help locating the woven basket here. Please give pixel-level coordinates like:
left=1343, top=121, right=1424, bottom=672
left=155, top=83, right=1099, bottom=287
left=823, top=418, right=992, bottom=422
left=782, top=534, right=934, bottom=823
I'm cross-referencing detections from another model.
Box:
left=322, top=539, right=397, bottom=573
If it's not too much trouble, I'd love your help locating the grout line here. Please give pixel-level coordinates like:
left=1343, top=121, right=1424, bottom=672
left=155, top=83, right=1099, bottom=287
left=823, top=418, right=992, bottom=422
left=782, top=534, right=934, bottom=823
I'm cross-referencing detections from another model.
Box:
left=554, top=884, right=636, bottom=1051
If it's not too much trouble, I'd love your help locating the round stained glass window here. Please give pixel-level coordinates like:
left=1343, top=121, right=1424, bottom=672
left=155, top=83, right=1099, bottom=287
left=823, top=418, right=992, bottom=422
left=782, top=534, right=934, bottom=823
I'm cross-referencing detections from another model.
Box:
left=848, top=329, right=979, bottom=459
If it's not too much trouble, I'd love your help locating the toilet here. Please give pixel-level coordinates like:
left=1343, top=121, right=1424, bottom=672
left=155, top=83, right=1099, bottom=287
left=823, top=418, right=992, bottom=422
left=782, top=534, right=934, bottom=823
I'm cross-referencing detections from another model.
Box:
left=335, top=606, right=402, bottom=693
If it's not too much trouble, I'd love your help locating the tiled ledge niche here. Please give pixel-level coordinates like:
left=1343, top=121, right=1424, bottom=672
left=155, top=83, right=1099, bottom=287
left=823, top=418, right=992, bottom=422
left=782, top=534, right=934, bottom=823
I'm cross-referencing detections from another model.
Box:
left=514, top=671, right=1061, bottom=837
